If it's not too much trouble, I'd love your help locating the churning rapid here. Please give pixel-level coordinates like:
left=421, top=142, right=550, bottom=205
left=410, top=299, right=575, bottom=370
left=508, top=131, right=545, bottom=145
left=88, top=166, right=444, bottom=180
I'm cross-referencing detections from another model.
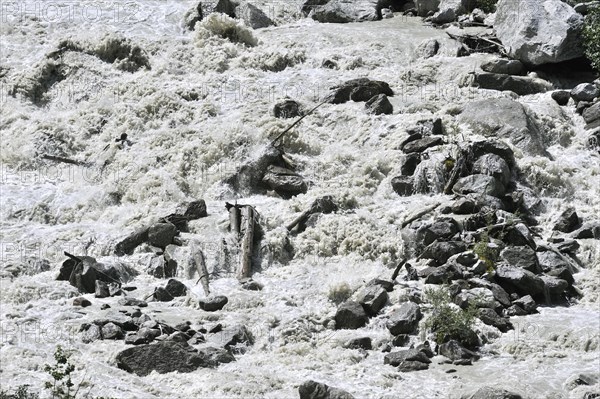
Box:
left=0, top=0, right=599, bottom=398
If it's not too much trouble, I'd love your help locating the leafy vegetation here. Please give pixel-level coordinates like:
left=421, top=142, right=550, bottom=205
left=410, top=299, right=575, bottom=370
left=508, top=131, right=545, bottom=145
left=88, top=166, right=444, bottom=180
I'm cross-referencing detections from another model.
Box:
left=0, top=386, right=39, bottom=399
left=472, top=212, right=499, bottom=273
left=423, top=287, right=479, bottom=348
left=583, top=5, right=600, bottom=72
left=477, top=0, right=498, bottom=14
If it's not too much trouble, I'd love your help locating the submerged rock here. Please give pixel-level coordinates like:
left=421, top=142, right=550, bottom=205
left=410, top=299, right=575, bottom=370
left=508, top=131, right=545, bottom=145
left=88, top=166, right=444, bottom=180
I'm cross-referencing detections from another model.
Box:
left=328, top=78, right=393, bottom=104
left=335, top=301, right=368, bottom=329
left=299, top=380, right=355, bottom=399
left=365, top=94, right=393, bottom=115
left=470, top=72, right=552, bottom=96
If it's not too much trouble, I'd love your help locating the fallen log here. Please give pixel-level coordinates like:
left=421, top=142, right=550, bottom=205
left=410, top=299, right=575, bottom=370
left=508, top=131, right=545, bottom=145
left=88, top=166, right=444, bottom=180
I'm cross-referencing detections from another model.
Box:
left=391, top=258, right=407, bottom=281
left=286, top=196, right=337, bottom=232
left=270, top=99, right=331, bottom=146
left=443, top=149, right=468, bottom=195
left=401, top=202, right=441, bottom=228
left=446, top=31, right=506, bottom=55
left=41, top=154, right=90, bottom=166
left=190, top=244, right=210, bottom=296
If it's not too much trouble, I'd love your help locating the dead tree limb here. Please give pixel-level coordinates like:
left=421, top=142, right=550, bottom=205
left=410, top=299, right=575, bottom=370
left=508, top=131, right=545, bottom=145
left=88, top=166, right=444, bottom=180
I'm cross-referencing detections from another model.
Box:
left=270, top=100, right=330, bottom=146
left=239, top=206, right=255, bottom=279
left=444, top=150, right=468, bottom=194
left=42, top=154, right=89, bottom=166
left=226, top=202, right=241, bottom=237
left=391, top=258, right=407, bottom=281
left=401, top=202, right=441, bottom=228
left=191, top=245, right=210, bottom=296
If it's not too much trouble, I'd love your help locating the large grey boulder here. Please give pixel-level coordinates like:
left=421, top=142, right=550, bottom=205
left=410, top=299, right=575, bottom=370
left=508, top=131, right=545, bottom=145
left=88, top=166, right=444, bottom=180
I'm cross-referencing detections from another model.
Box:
left=432, top=0, right=471, bottom=24
left=299, top=380, right=355, bottom=399
left=215, top=0, right=274, bottom=28
left=571, top=83, right=600, bottom=102
left=481, top=59, right=525, bottom=76
left=495, top=265, right=545, bottom=295
left=461, top=386, right=523, bottom=399
left=116, top=341, right=234, bottom=376
left=459, top=98, right=549, bottom=157
left=386, top=302, right=422, bottom=335
left=472, top=154, right=511, bottom=186
left=494, top=0, right=584, bottom=66
left=335, top=301, right=368, bottom=329
left=311, top=0, right=381, bottom=23
left=453, top=175, right=505, bottom=198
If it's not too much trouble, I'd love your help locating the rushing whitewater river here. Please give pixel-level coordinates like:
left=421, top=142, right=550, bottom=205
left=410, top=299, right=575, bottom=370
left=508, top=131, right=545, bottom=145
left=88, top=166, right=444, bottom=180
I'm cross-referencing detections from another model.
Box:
left=1, top=1, right=599, bottom=398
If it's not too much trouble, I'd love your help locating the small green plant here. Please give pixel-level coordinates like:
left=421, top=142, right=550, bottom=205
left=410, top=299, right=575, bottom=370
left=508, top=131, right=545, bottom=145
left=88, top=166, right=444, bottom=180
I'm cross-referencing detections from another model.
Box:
left=583, top=5, right=600, bottom=72
left=44, top=346, right=77, bottom=399
left=423, top=287, right=479, bottom=348
left=327, top=282, right=352, bottom=305
left=0, top=385, right=39, bottom=399
left=472, top=212, right=499, bottom=273
left=476, top=0, right=498, bottom=13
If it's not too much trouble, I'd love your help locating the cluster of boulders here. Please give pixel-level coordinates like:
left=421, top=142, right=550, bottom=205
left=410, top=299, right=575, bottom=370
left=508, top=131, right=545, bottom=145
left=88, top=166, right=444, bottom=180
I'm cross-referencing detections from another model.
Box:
left=57, top=255, right=136, bottom=296
left=184, top=0, right=274, bottom=30
left=76, top=301, right=253, bottom=375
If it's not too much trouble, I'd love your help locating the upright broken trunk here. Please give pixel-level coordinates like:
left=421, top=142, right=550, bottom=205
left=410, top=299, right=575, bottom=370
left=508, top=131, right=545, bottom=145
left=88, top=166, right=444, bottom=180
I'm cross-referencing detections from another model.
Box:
left=227, top=202, right=241, bottom=237
left=190, top=242, right=210, bottom=296
left=240, top=206, right=255, bottom=279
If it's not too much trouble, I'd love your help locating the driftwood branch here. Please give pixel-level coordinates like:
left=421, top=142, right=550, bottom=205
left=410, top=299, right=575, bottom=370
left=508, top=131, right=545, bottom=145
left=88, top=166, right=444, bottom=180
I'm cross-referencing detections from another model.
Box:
left=401, top=202, right=441, bottom=228
left=391, top=258, right=407, bottom=281
left=286, top=196, right=337, bottom=232
left=191, top=245, right=210, bottom=296
left=444, top=150, right=468, bottom=194
left=63, top=251, right=82, bottom=262
left=42, top=154, right=89, bottom=166
left=270, top=100, right=330, bottom=146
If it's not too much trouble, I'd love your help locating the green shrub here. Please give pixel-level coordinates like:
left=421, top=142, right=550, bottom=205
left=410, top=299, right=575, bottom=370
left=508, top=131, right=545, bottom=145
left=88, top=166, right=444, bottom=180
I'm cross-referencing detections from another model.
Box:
left=423, top=287, right=479, bottom=348
left=327, top=282, right=353, bottom=304
left=583, top=5, right=600, bottom=72
left=44, top=346, right=77, bottom=399
left=477, top=0, right=498, bottom=14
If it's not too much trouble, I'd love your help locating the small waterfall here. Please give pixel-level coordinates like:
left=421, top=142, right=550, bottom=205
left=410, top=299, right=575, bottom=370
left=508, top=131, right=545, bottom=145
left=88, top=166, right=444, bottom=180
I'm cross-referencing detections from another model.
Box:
left=413, top=156, right=446, bottom=194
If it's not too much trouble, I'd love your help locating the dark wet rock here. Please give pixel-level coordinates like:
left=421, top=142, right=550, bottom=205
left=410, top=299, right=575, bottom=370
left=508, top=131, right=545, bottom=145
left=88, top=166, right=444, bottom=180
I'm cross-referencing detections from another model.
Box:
left=384, top=348, right=431, bottom=371
left=421, top=241, right=467, bottom=265
left=495, top=265, right=544, bottom=296
left=116, top=341, right=233, bottom=376
left=431, top=0, right=471, bottom=23
left=459, top=99, right=548, bottom=157
left=115, top=227, right=149, bottom=256
left=453, top=288, right=496, bottom=309
left=101, top=322, right=123, bottom=340
left=335, top=301, right=368, bottom=329
left=299, top=380, right=355, bottom=399
left=513, top=294, right=538, bottom=314
left=571, top=221, right=600, bottom=239
left=328, top=78, right=393, bottom=104
left=95, top=280, right=120, bottom=298
left=551, top=90, right=571, bottom=106
left=453, top=174, right=505, bottom=198
left=153, top=287, right=174, bottom=302
left=262, top=165, right=308, bottom=197
left=199, top=295, right=229, bottom=311
left=452, top=194, right=505, bottom=214
left=472, top=154, right=511, bottom=187
left=571, top=83, right=600, bottom=102
left=321, top=59, right=338, bottom=69
left=386, top=302, right=422, bottom=335
left=365, top=94, right=393, bottom=115
left=407, top=118, right=444, bottom=137
left=583, top=102, right=600, bottom=125
left=478, top=308, right=513, bottom=332
left=499, top=246, right=541, bottom=274
left=391, top=175, right=414, bottom=196
left=357, top=285, right=388, bottom=316
left=439, top=340, right=480, bottom=363
left=165, top=279, right=187, bottom=297
left=418, top=218, right=460, bottom=246
left=210, top=325, right=254, bottom=352
left=481, top=59, right=525, bottom=76
left=424, top=263, right=463, bottom=284
left=344, top=337, right=372, bottom=350
left=402, top=136, right=443, bottom=153
left=494, top=0, right=584, bottom=66
left=501, top=223, right=535, bottom=248
left=461, top=386, right=523, bottom=399
left=183, top=2, right=203, bottom=30
left=553, top=207, right=581, bottom=233
left=147, top=223, right=177, bottom=249
left=118, top=297, right=148, bottom=307
left=183, top=200, right=207, bottom=220
left=73, top=297, right=91, bottom=307
left=273, top=99, right=303, bottom=118
left=470, top=72, right=551, bottom=96
left=67, top=257, right=97, bottom=294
